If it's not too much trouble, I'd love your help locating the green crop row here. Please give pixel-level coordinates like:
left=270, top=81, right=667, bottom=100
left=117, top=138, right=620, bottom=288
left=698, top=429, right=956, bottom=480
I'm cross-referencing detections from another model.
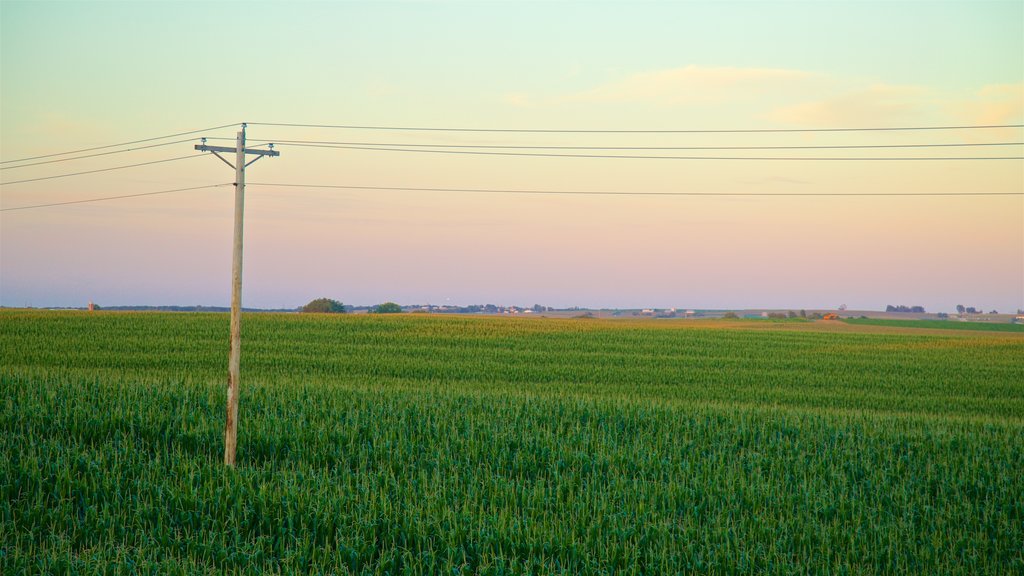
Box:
left=842, top=317, right=1024, bottom=333
left=1, top=311, right=1022, bottom=574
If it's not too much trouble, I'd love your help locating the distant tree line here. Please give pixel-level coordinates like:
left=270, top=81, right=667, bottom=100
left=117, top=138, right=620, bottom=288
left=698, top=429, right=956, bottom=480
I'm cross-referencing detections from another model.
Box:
left=886, top=305, right=925, bottom=313
left=90, top=305, right=296, bottom=313
left=956, top=305, right=999, bottom=315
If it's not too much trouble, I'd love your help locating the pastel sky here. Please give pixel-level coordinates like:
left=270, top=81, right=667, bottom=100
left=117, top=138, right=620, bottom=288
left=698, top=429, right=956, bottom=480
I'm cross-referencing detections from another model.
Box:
left=1, top=0, right=1022, bottom=311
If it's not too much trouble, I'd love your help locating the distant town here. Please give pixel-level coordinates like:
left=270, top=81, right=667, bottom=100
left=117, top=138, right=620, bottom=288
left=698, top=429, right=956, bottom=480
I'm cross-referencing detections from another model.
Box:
left=8, top=302, right=1024, bottom=324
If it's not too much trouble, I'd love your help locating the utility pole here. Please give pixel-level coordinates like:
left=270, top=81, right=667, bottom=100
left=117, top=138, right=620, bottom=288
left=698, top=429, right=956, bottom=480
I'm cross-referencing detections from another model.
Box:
left=195, top=123, right=279, bottom=466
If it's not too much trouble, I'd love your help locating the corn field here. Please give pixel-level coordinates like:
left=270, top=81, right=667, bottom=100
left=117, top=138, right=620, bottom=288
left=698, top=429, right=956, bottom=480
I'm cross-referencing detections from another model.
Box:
left=1, top=310, right=1022, bottom=574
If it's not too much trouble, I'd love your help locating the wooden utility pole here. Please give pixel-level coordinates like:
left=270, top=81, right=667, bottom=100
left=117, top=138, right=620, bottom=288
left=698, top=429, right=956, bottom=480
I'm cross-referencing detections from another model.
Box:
left=195, top=124, right=279, bottom=466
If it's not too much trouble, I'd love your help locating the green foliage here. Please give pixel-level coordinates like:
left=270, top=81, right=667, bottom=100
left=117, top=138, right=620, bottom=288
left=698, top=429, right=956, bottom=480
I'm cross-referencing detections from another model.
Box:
left=1, top=311, right=1022, bottom=574
left=301, top=298, right=345, bottom=313
left=844, top=317, right=1024, bottom=333
left=372, top=302, right=402, bottom=314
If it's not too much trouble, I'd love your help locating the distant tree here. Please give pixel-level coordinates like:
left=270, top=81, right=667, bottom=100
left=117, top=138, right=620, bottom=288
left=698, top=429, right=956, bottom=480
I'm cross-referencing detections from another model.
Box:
left=937, top=312, right=949, bottom=319
left=787, top=310, right=797, bottom=318
left=887, top=305, right=925, bottom=313
left=767, top=312, right=787, bottom=319
left=723, top=311, right=739, bottom=319
left=989, top=310, right=999, bottom=315
left=966, top=307, right=979, bottom=314
left=372, top=302, right=402, bottom=314
left=808, top=312, right=824, bottom=320
left=301, top=298, right=345, bottom=313
left=799, top=309, right=807, bottom=318
left=956, top=304, right=966, bottom=315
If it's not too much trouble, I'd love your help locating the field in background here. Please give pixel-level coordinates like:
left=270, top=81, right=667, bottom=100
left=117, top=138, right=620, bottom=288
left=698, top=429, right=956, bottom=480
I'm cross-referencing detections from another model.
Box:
left=2, top=311, right=1022, bottom=574
left=842, top=317, right=1024, bottom=333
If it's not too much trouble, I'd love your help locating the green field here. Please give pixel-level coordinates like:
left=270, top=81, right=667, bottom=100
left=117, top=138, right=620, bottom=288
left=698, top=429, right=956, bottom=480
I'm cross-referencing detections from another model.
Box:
left=2, top=311, right=1022, bottom=574
left=843, top=317, right=1024, bottom=333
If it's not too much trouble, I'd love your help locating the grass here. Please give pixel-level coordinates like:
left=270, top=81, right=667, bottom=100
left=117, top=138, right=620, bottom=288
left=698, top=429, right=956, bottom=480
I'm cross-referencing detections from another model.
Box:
left=1, top=310, right=1022, bottom=574
left=843, top=317, right=1024, bottom=333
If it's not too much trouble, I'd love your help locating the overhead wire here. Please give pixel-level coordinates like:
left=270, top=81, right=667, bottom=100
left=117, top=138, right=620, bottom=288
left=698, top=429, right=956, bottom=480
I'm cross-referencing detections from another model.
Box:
left=249, top=122, right=1024, bottom=134
left=0, top=183, right=231, bottom=212
left=0, top=154, right=207, bottom=185
left=246, top=182, right=1024, bottom=197
left=8, top=121, right=1019, bottom=171
left=4, top=179, right=1017, bottom=213
left=268, top=142, right=1024, bottom=161
left=0, top=138, right=202, bottom=170
left=231, top=137, right=1024, bottom=151
left=0, top=122, right=241, bottom=165
left=3, top=121, right=1020, bottom=212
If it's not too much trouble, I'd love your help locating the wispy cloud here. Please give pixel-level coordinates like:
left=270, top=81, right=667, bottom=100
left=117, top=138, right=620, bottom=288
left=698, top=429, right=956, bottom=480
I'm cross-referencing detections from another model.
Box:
left=561, top=65, right=817, bottom=105
left=501, top=92, right=532, bottom=108
left=948, top=83, right=1024, bottom=125
left=743, top=176, right=812, bottom=186
left=503, top=66, right=1024, bottom=131
left=767, top=84, right=931, bottom=126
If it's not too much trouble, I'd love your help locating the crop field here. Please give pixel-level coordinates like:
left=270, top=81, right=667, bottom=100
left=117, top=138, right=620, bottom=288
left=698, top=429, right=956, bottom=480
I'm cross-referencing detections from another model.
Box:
left=1, top=310, right=1022, bottom=574
left=842, top=317, right=1024, bottom=333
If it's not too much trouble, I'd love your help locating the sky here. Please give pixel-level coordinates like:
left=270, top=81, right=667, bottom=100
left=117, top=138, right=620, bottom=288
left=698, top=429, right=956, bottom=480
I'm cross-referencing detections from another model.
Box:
left=1, top=0, right=1022, bottom=312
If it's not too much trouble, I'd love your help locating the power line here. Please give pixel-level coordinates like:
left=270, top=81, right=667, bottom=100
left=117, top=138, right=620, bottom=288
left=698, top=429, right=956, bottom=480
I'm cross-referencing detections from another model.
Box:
left=0, top=154, right=206, bottom=186
left=0, top=138, right=201, bottom=170
left=231, top=137, right=1024, bottom=151
left=0, top=122, right=241, bottom=165
left=246, top=182, right=1024, bottom=197
left=249, top=121, right=1024, bottom=134
left=271, top=143, right=1024, bottom=161
left=3, top=179, right=1016, bottom=212
left=0, top=183, right=231, bottom=212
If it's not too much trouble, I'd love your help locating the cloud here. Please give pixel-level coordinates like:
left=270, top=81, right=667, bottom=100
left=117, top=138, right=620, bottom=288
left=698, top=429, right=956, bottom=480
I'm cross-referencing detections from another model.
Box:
left=744, top=176, right=812, bottom=186
left=501, top=92, right=532, bottom=108
left=767, top=84, right=931, bottom=126
left=561, top=65, right=817, bottom=105
left=505, top=66, right=1023, bottom=131
left=949, top=83, right=1024, bottom=125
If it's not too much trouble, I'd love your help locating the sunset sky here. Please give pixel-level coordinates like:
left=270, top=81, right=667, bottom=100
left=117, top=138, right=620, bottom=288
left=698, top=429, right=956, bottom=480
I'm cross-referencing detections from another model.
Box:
left=2, top=1, right=1022, bottom=311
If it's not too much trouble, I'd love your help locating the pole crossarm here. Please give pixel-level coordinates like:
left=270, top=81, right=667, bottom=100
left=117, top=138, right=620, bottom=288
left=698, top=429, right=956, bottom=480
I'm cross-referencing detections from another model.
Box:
left=196, top=144, right=279, bottom=170
left=195, top=144, right=280, bottom=156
